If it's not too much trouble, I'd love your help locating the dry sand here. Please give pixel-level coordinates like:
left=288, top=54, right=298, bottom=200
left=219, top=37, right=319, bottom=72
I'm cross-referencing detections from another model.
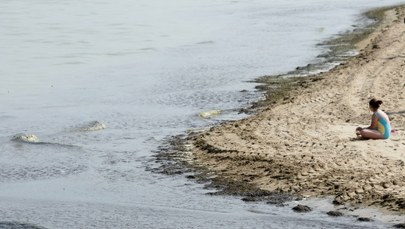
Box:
left=190, top=6, right=405, bottom=212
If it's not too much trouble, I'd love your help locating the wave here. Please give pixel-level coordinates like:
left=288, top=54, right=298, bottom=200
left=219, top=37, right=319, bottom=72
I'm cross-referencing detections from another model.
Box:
left=11, top=133, right=40, bottom=143
left=0, top=222, right=47, bottom=229
left=74, top=121, right=106, bottom=132
left=9, top=121, right=106, bottom=147
left=10, top=133, right=80, bottom=149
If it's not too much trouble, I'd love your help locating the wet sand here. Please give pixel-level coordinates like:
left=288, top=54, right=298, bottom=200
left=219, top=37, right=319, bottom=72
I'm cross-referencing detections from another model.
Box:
left=189, top=6, right=405, bottom=212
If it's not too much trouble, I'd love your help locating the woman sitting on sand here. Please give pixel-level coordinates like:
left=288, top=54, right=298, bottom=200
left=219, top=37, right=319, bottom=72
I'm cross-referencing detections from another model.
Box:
left=356, top=98, right=391, bottom=139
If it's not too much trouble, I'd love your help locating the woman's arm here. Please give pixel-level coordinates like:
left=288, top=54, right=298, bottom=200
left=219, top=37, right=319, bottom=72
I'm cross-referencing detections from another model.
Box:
left=369, top=113, right=378, bottom=129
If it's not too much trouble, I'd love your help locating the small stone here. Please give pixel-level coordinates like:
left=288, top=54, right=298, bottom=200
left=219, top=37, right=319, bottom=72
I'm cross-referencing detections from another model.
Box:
left=334, top=184, right=340, bottom=189
left=355, top=188, right=364, bottom=194
left=357, top=217, right=373, bottom=222
left=382, top=194, right=392, bottom=200
left=383, top=182, right=390, bottom=189
left=241, top=197, right=256, bottom=202
left=301, top=172, right=309, bottom=176
left=394, top=223, right=405, bottom=228
left=292, top=204, right=312, bottom=213
left=333, top=197, right=344, bottom=205
left=327, top=211, right=344, bottom=217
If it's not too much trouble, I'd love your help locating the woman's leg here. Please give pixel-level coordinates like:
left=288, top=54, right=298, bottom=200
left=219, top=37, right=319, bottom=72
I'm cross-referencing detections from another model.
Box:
left=360, top=128, right=384, bottom=139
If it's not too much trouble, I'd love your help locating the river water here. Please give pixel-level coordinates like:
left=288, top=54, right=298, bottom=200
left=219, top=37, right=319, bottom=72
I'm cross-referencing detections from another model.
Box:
left=1, top=0, right=405, bottom=228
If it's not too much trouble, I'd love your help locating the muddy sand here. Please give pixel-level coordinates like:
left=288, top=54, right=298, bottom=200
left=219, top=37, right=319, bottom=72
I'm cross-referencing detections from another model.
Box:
left=187, top=6, right=405, bottom=212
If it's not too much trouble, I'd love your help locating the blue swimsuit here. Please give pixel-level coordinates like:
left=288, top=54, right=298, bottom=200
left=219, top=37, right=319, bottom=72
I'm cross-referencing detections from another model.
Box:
left=376, top=112, right=391, bottom=139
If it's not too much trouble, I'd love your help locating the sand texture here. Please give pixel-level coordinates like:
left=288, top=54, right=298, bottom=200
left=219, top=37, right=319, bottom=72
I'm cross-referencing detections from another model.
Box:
left=190, top=7, right=405, bottom=212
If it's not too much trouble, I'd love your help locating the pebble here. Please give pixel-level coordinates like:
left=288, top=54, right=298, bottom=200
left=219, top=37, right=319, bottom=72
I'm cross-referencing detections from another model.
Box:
left=326, top=211, right=344, bottom=217
left=394, top=223, right=405, bottom=228
left=332, top=197, right=344, bottom=205
left=301, top=172, right=309, bottom=176
left=292, top=205, right=312, bottom=213
left=357, top=217, right=373, bottom=222
left=241, top=197, right=256, bottom=202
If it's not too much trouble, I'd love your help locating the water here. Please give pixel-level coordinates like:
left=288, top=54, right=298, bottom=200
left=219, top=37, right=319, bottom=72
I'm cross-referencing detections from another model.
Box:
left=1, top=0, right=405, bottom=228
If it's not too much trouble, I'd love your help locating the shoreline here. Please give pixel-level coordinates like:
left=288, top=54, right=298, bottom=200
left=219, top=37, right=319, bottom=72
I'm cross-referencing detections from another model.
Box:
left=153, top=3, right=405, bottom=224
left=251, top=5, right=404, bottom=111
left=187, top=4, right=405, bottom=212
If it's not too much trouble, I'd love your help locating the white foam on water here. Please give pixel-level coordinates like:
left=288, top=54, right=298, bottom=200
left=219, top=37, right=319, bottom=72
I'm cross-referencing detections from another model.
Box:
left=74, top=121, right=106, bottom=132
left=0, top=0, right=405, bottom=228
left=11, top=134, right=40, bottom=143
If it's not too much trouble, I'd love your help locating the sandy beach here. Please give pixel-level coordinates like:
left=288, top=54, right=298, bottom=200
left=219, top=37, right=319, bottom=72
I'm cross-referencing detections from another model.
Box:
left=189, top=6, right=405, bottom=212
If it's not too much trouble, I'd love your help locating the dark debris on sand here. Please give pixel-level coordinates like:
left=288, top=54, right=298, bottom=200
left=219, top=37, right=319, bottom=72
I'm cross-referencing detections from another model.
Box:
left=148, top=134, right=300, bottom=205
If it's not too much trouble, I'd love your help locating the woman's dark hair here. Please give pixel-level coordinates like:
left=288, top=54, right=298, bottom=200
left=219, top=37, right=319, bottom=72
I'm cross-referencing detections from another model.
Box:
left=369, top=98, right=383, bottom=109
